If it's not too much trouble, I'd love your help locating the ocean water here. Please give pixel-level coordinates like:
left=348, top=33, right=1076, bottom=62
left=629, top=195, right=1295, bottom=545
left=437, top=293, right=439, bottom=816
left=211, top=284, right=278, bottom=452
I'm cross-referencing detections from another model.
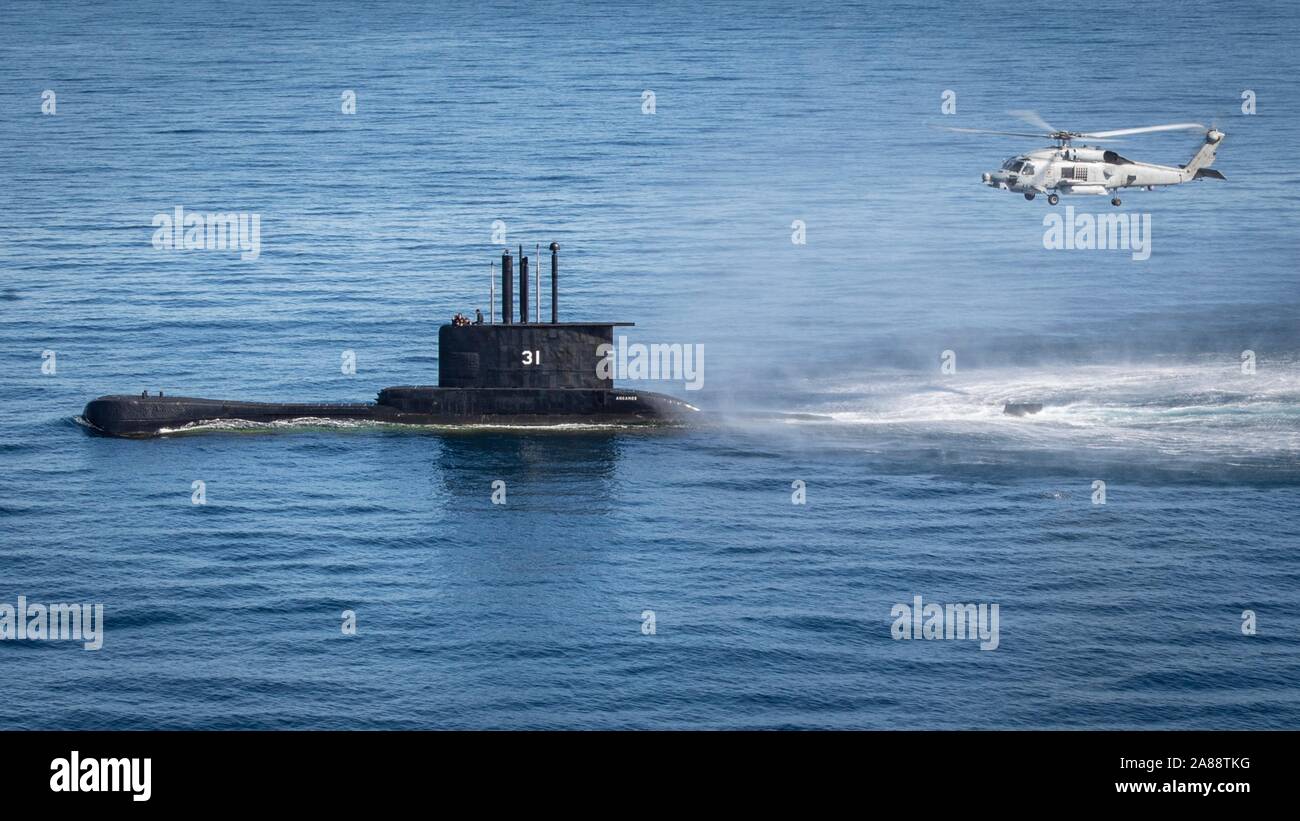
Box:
left=1, top=0, right=1298, bottom=728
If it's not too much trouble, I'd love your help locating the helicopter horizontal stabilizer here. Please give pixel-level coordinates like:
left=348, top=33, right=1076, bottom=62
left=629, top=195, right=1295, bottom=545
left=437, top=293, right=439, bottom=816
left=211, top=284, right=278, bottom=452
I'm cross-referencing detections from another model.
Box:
left=1193, top=168, right=1226, bottom=180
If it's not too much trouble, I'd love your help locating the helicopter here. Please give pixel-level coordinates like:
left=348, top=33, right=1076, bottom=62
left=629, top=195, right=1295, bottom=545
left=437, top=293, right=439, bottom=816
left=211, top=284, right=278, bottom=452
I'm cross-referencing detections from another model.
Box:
left=939, top=111, right=1225, bottom=206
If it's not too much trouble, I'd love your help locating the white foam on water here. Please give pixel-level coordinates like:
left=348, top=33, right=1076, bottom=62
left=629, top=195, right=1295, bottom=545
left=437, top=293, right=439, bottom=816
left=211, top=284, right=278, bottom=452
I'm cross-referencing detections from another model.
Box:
left=150, top=416, right=657, bottom=436
left=770, top=358, right=1300, bottom=462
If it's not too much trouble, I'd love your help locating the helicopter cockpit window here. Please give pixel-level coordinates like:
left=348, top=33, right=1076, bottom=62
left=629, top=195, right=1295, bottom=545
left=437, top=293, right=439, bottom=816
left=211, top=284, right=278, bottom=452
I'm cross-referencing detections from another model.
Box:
left=1002, top=159, right=1021, bottom=171
left=1022, top=164, right=1036, bottom=175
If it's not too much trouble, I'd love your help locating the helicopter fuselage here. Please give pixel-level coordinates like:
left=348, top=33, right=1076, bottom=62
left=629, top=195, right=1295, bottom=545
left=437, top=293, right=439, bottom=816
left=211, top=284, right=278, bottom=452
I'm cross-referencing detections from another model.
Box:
left=981, top=130, right=1224, bottom=203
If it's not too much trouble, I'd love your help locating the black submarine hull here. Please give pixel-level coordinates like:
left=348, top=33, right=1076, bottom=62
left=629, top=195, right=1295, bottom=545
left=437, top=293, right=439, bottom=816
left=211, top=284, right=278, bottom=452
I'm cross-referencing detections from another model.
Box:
left=82, top=387, right=697, bottom=438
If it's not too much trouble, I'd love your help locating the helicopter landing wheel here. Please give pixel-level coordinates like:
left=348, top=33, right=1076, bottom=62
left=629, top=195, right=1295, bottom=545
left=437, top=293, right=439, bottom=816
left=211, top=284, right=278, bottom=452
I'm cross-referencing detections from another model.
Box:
left=1047, top=194, right=1059, bottom=206
left=1024, top=192, right=1036, bottom=201
left=1111, top=197, right=1122, bottom=206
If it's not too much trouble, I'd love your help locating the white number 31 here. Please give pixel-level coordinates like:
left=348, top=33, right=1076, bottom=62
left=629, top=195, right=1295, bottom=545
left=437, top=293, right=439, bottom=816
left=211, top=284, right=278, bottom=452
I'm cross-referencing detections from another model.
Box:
left=522, top=350, right=540, bottom=365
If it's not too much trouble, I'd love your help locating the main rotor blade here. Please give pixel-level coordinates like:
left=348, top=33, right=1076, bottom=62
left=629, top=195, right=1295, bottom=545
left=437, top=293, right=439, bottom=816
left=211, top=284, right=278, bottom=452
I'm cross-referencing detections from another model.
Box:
left=933, top=125, right=1048, bottom=138
left=1081, top=122, right=1206, bottom=138
left=1008, top=109, right=1057, bottom=133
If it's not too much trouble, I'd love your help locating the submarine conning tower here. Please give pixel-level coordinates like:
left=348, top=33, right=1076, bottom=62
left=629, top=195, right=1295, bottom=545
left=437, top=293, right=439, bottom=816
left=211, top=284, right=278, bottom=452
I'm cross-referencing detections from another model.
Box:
left=386, top=244, right=633, bottom=404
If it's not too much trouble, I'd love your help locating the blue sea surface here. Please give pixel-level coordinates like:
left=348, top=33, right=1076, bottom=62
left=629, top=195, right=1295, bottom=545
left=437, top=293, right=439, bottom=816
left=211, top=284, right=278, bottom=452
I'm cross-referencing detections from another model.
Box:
left=1, top=0, right=1298, bottom=728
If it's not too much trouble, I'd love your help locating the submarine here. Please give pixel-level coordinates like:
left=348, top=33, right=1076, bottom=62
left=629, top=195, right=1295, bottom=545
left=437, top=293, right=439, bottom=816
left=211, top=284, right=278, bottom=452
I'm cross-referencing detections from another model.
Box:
left=82, top=244, right=699, bottom=437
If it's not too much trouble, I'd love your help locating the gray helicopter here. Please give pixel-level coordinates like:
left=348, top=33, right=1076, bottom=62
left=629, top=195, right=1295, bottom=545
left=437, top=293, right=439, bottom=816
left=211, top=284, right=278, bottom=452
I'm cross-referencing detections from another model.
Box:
left=941, top=111, right=1225, bottom=206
